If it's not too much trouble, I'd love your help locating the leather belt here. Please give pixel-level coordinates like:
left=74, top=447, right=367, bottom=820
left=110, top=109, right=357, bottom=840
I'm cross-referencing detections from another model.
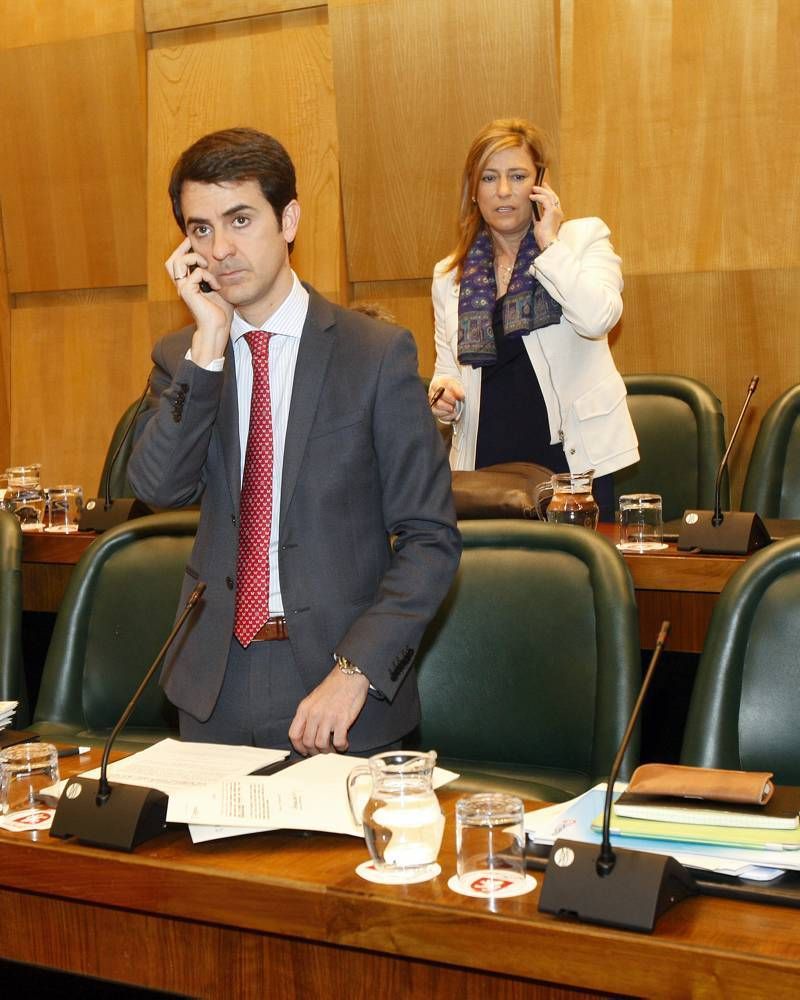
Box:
left=250, top=616, right=288, bottom=642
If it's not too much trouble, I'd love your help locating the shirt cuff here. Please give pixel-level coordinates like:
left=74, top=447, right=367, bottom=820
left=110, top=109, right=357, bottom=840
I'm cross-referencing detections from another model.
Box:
left=185, top=348, right=225, bottom=372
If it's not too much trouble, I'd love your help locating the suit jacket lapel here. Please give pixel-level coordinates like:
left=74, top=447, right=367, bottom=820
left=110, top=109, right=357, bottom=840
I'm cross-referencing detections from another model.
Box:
left=218, top=336, right=242, bottom=512
left=280, top=290, right=335, bottom=526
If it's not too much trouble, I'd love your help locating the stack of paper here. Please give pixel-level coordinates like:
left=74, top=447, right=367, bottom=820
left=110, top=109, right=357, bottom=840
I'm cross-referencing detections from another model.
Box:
left=525, top=785, right=793, bottom=880
left=0, top=702, right=18, bottom=731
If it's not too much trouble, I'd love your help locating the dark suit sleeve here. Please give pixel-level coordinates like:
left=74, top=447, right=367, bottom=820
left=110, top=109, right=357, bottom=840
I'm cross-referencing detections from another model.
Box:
left=334, top=328, right=461, bottom=699
left=128, top=333, right=224, bottom=508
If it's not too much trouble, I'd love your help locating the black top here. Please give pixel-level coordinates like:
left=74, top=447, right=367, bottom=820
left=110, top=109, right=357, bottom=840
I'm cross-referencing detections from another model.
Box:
left=475, top=296, right=569, bottom=472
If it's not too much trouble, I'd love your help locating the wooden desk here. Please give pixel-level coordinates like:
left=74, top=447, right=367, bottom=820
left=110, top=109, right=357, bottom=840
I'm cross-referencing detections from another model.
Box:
left=596, top=524, right=745, bottom=652
left=21, top=526, right=745, bottom=652
left=1, top=757, right=798, bottom=998
left=20, top=530, right=95, bottom=613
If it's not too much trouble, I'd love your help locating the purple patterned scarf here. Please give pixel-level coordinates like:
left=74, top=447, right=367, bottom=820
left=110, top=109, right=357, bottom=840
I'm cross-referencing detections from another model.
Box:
left=457, top=227, right=562, bottom=367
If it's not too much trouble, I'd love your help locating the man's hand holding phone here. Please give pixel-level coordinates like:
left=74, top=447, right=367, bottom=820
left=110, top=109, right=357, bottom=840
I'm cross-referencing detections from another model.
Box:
left=166, top=238, right=234, bottom=367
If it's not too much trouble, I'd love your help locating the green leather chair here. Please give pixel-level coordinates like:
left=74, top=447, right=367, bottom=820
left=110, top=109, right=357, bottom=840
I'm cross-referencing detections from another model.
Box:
left=30, top=511, right=200, bottom=750
left=0, top=510, right=26, bottom=726
left=681, top=536, right=800, bottom=784
left=96, top=397, right=141, bottom=499
left=411, top=520, right=641, bottom=802
left=614, top=375, right=728, bottom=523
left=740, top=383, right=800, bottom=518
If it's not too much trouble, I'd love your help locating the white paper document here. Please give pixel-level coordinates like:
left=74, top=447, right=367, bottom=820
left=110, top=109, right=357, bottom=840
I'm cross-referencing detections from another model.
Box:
left=77, top=738, right=288, bottom=798
left=167, top=752, right=459, bottom=842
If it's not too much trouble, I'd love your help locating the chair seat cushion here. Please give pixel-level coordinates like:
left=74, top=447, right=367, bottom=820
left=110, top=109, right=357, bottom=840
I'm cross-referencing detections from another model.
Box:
left=438, top=757, right=592, bottom=803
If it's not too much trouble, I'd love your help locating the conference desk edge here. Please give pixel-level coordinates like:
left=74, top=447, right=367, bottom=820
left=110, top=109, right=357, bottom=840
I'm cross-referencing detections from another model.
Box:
left=1, top=761, right=799, bottom=998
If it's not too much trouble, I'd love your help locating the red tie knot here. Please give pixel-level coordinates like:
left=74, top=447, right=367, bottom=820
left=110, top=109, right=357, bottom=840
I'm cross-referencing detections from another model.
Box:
left=245, top=329, right=272, bottom=361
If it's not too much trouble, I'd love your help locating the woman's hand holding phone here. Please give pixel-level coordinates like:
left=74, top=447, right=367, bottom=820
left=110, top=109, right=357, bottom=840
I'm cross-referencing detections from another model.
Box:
left=530, top=166, right=564, bottom=251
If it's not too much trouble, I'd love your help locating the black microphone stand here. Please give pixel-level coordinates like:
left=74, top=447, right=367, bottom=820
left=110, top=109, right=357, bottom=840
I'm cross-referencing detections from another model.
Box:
left=538, top=621, right=697, bottom=933
left=79, top=380, right=153, bottom=533
left=50, top=583, right=206, bottom=851
left=677, top=375, right=770, bottom=554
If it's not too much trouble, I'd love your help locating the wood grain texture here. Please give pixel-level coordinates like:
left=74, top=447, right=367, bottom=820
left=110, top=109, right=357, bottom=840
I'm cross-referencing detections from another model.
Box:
left=330, top=0, right=560, bottom=281
left=560, top=0, right=800, bottom=275
left=147, top=7, right=347, bottom=311
left=9, top=288, right=152, bottom=493
left=351, top=278, right=435, bottom=375
left=144, top=0, right=327, bottom=34
left=0, top=0, right=139, bottom=48
left=1, top=780, right=800, bottom=998
left=0, top=25, right=147, bottom=293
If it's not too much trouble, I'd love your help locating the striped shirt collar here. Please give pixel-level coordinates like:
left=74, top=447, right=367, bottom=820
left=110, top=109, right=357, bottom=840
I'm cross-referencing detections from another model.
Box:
left=230, top=270, right=308, bottom=344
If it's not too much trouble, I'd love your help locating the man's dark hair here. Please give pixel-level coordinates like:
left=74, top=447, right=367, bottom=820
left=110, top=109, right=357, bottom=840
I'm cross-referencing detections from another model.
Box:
left=169, top=127, right=297, bottom=233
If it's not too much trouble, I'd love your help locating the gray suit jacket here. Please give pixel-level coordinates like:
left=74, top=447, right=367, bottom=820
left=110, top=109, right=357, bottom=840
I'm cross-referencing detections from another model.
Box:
left=128, top=286, right=461, bottom=750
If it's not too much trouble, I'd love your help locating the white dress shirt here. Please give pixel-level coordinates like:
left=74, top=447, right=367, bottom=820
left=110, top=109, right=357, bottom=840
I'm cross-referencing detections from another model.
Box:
left=189, top=271, right=309, bottom=615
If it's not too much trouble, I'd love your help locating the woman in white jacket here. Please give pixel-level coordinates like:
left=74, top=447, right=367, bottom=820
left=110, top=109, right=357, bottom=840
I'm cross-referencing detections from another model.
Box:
left=429, top=119, right=638, bottom=520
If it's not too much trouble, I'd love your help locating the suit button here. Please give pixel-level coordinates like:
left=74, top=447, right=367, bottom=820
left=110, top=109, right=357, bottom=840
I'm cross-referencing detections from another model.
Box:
left=225, top=577, right=234, bottom=590
left=230, top=514, right=236, bottom=525
left=569, top=448, right=576, bottom=455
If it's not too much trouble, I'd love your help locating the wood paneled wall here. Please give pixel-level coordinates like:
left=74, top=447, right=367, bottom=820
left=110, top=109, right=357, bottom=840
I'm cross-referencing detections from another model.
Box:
left=0, top=0, right=797, bottom=499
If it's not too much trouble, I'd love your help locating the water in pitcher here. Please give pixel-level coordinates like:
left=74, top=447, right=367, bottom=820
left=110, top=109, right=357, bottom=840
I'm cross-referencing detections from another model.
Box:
left=362, top=787, right=444, bottom=869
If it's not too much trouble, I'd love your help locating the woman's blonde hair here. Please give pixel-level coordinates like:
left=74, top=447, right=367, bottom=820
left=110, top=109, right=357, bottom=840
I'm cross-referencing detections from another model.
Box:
left=446, top=118, right=552, bottom=280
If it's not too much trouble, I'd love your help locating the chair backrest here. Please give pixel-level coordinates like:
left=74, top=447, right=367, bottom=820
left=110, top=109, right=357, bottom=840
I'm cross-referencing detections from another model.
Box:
left=740, top=384, right=800, bottom=518
left=681, top=536, right=800, bottom=784
left=96, top=398, right=141, bottom=498
left=415, top=520, right=641, bottom=787
left=614, top=375, right=727, bottom=522
left=0, top=510, right=26, bottom=725
left=33, top=511, right=200, bottom=745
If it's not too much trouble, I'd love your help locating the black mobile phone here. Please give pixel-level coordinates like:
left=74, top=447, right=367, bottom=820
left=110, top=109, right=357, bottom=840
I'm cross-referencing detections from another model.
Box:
left=189, top=263, right=212, bottom=293
left=532, top=164, right=546, bottom=222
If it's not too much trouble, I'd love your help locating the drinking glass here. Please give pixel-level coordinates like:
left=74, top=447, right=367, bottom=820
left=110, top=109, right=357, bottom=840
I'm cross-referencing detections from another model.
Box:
left=0, top=742, right=59, bottom=816
left=5, top=486, right=46, bottom=531
left=455, top=793, right=526, bottom=894
left=617, top=493, right=667, bottom=551
left=46, top=486, right=83, bottom=533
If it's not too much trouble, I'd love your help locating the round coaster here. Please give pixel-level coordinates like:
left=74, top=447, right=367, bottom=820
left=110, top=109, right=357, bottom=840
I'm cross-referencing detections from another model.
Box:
left=617, top=541, right=669, bottom=552
left=355, top=860, right=441, bottom=885
left=0, top=808, right=55, bottom=832
left=447, top=871, right=537, bottom=899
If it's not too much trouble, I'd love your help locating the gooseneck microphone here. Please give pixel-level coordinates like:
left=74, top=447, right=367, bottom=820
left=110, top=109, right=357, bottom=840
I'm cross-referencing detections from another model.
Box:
left=79, top=379, right=153, bottom=533
left=678, top=375, right=771, bottom=554
left=596, top=621, right=670, bottom=878
left=538, top=621, right=697, bottom=933
left=50, top=582, right=206, bottom=851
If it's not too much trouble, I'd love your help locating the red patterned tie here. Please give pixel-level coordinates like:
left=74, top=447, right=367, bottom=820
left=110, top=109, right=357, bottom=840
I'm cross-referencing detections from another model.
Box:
left=234, top=330, right=274, bottom=647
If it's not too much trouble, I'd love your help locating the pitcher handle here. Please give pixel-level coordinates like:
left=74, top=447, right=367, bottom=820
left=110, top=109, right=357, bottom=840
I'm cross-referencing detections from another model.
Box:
left=346, top=765, right=372, bottom=828
left=534, top=480, right=553, bottom=522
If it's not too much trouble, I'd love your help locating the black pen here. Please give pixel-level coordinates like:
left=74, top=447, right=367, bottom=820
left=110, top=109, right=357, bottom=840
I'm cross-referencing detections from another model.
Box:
left=57, top=745, right=92, bottom=758
left=429, top=386, right=445, bottom=408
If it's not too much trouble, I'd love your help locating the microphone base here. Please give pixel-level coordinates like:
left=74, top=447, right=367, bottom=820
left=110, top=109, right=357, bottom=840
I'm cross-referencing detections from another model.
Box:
left=677, top=510, right=771, bottom=555
left=538, top=839, right=697, bottom=933
left=49, top=777, right=168, bottom=851
left=78, top=498, right=153, bottom=534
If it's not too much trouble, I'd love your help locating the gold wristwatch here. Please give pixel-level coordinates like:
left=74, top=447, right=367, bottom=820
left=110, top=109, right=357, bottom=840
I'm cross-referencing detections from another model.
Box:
left=335, top=654, right=363, bottom=676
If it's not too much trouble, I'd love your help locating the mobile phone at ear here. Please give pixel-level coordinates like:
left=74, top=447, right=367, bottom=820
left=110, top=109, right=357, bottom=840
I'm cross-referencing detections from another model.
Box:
left=532, top=164, right=546, bottom=222
left=189, top=263, right=212, bottom=293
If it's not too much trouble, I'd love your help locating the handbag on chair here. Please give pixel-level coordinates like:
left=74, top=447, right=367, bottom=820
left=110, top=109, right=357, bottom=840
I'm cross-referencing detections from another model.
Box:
left=450, top=462, right=553, bottom=519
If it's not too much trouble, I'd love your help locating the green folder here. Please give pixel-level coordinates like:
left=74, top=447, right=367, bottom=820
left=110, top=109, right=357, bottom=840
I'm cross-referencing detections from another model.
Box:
left=592, top=806, right=800, bottom=851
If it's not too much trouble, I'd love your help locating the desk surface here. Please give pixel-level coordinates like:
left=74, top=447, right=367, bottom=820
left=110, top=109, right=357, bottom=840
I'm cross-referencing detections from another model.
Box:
left=1, top=754, right=799, bottom=999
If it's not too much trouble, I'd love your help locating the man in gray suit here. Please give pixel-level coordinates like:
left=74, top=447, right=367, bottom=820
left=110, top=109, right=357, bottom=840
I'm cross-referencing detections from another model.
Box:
left=129, top=128, right=460, bottom=756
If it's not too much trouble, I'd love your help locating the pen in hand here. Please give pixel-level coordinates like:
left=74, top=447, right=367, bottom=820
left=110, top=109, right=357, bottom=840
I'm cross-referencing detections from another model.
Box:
left=429, top=386, right=445, bottom=409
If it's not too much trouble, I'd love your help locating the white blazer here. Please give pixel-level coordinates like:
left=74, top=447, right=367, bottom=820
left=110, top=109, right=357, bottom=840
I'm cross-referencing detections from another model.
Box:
left=430, top=217, right=639, bottom=479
